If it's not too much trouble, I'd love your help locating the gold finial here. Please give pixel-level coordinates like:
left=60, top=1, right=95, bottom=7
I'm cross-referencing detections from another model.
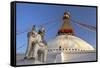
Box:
left=63, top=11, right=70, bottom=19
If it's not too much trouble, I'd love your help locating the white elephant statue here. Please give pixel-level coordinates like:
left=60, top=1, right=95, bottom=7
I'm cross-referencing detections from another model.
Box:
left=25, top=28, right=47, bottom=62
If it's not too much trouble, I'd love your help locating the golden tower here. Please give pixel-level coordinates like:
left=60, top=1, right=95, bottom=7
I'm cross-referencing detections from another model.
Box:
left=58, top=11, right=74, bottom=35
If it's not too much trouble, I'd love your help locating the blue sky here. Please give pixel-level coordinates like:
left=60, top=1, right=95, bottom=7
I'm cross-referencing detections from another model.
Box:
left=16, top=3, right=97, bottom=53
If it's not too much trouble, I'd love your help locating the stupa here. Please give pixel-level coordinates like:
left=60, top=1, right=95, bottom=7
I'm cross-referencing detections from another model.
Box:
left=47, top=11, right=95, bottom=63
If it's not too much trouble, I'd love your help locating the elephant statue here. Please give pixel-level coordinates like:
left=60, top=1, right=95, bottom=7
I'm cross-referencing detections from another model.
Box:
left=24, top=25, right=47, bottom=62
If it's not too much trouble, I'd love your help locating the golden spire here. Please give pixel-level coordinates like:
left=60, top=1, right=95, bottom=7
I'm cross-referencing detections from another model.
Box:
left=58, top=11, right=74, bottom=35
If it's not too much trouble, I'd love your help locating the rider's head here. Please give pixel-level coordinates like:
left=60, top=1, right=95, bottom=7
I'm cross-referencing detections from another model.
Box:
left=40, top=26, right=45, bottom=33
left=32, top=25, right=36, bottom=31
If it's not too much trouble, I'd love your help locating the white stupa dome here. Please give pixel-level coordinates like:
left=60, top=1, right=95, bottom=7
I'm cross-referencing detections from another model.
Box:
left=47, top=35, right=95, bottom=62
left=47, top=34, right=94, bottom=50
